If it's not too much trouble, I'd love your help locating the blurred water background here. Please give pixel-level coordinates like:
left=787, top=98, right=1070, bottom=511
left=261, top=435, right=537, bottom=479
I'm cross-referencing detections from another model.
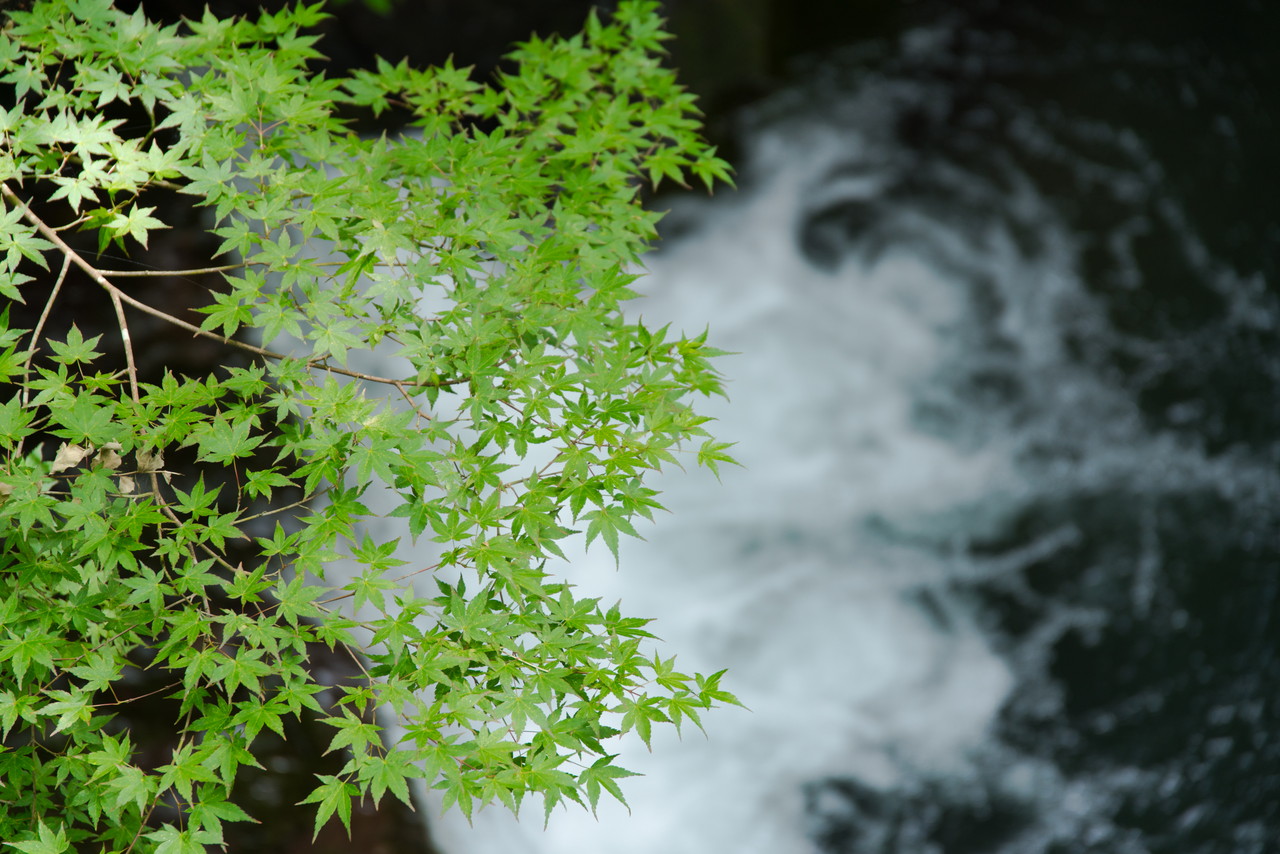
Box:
left=430, top=1, right=1280, bottom=851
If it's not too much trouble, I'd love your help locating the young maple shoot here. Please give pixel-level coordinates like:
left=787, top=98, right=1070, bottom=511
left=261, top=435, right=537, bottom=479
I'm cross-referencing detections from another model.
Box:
left=0, top=0, right=738, bottom=849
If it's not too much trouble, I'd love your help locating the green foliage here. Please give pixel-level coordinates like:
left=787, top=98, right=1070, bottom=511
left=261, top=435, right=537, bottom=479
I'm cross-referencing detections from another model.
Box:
left=0, top=0, right=737, bottom=849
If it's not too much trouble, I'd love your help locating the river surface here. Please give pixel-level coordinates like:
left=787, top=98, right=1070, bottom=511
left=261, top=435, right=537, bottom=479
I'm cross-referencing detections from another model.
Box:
left=409, top=3, right=1279, bottom=852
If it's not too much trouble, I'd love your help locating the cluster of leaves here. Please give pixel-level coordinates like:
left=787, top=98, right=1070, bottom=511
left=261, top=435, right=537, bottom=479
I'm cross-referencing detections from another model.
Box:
left=0, top=0, right=737, bottom=851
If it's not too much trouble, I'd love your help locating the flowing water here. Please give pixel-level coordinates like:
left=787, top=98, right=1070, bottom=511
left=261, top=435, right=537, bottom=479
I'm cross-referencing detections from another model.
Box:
left=409, top=7, right=1280, bottom=852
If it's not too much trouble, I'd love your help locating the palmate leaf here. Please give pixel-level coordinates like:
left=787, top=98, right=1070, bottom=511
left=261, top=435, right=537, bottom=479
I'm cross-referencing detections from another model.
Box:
left=578, top=755, right=638, bottom=813
left=4, top=820, right=71, bottom=854
left=105, top=205, right=167, bottom=249
left=142, top=826, right=209, bottom=854
left=297, top=775, right=357, bottom=839
left=583, top=503, right=643, bottom=564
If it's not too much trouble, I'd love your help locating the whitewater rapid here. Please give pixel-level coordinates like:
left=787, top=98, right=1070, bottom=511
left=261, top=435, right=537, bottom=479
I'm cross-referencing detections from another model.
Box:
left=424, top=94, right=1089, bottom=851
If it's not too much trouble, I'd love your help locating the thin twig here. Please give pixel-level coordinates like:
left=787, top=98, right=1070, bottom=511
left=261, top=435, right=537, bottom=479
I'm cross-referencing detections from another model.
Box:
left=316, top=558, right=446, bottom=609
left=395, top=380, right=434, bottom=422
left=236, top=495, right=312, bottom=524
left=108, top=287, right=141, bottom=404
left=95, top=262, right=248, bottom=277
left=0, top=181, right=468, bottom=389
left=95, top=678, right=183, bottom=708
left=19, top=251, right=71, bottom=419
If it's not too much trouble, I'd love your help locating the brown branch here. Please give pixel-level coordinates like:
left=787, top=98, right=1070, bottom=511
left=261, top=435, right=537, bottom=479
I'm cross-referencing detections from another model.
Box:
left=0, top=181, right=468, bottom=390
left=108, top=287, right=140, bottom=404
left=95, top=262, right=248, bottom=277
left=395, top=380, right=435, bottom=422
left=20, top=252, right=71, bottom=405
left=236, top=494, right=312, bottom=524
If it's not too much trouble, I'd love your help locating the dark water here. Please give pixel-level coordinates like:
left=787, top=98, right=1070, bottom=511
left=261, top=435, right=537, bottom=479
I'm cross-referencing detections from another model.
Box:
left=765, top=5, right=1280, bottom=852
left=780, top=6, right=1280, bottom=852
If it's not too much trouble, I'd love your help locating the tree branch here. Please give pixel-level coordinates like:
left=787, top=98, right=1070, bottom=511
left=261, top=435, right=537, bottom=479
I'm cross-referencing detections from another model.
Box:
left=0, top=182, right=468, bottom=390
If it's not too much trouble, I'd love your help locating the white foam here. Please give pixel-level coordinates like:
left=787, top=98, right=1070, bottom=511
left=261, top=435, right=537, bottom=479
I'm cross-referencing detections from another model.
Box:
left=426, top=114, right=1046, bottom=853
